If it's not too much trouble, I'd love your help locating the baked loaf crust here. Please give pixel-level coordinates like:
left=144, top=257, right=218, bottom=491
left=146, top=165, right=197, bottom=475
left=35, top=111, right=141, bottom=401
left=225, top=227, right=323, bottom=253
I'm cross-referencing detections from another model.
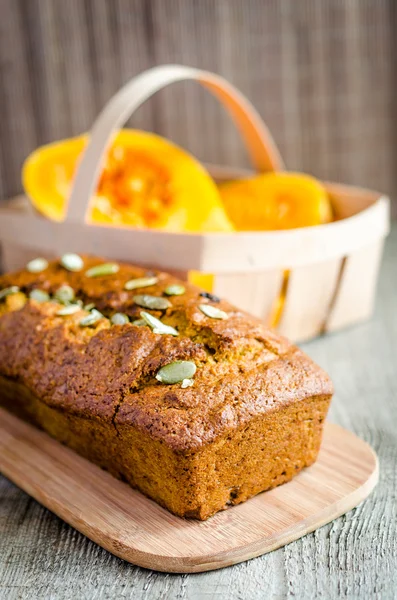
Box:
left=0, top=256, right=333, bottom=520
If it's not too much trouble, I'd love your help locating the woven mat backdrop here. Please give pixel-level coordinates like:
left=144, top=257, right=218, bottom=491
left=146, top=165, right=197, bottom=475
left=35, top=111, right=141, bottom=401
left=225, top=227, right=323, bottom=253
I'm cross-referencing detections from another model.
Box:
left=0, top=0, right=396, bottom=215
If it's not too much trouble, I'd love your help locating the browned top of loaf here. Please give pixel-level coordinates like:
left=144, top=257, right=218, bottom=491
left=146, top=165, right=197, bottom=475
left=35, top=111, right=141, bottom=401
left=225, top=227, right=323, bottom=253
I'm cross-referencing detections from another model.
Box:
left=0, top=256, right=333, bottom=452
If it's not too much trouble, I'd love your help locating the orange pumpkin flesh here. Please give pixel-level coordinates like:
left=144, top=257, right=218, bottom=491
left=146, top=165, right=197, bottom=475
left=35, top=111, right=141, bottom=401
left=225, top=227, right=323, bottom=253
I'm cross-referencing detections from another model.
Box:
left=23, top=130, right=234, bottom=233
left=218, top=172, right=332, bottom=231
left=23, top=132, right=332, bottom=293
left=22, top=136, right=86, bottom=222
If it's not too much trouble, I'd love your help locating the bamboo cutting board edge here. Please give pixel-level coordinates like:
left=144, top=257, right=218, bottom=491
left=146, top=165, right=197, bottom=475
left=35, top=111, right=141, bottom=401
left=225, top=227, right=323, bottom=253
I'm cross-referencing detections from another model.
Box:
left=0, top=409, right=378, bottom=573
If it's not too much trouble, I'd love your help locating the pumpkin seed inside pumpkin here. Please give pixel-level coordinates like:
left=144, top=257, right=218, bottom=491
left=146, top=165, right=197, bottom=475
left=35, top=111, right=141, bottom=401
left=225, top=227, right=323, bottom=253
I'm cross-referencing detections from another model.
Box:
left=85, top=263, right=119, bottom=278
left=155, top=361, right=196, bottom=384
left=26, top=257, right=49, bottom=273
left=124, top=276, right=158, bottom=290
left=133, top=294, right=171, bottom=310
left=60, top=253, right=84, bottom=272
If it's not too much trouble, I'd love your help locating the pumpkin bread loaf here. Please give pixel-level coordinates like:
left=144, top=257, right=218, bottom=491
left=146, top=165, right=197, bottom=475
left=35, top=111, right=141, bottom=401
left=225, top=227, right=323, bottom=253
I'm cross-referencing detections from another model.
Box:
left=0, top=255, right=333, bottom=520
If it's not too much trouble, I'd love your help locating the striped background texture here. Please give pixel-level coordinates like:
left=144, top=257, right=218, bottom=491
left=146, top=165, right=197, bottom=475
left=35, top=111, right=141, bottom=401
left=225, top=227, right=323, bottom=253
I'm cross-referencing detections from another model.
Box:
left=0, top=0, right=395, bottom=215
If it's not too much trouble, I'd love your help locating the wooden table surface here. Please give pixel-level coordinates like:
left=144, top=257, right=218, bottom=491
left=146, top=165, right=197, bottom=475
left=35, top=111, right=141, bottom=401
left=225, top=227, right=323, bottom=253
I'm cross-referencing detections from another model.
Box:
left=1, top=224, right=396, bottom=600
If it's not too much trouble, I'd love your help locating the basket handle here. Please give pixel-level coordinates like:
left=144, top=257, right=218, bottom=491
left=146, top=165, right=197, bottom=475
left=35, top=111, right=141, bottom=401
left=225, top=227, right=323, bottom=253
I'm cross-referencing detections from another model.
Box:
left=66, top=64, right=285, bottom=224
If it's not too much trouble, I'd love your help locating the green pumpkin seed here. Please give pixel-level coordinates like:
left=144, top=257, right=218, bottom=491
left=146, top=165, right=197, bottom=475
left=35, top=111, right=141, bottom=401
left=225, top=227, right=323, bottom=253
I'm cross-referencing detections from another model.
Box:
left=140, top=311, right=162, bottom=328
left=0, top=286, right=20, bottom=301
left=29, top=289, right=50, bottom=303
left=133, top=294, right=171, bottom=310
left=83, top=303, right=95, bottom=311
left=60, top=253, right=84, bottom=272
left=132, top=318, right=146, bottom=326
left=164, top=284, right=185, bottom=296
left=54, top=284, right=75, bottom=304
left=26, top=257, right=48, bottom=273
left=111, top=312, right=129, bottom=325
left=124, top=276, right=158, bottom=291
left=85, top=263, right=119, bottom=278
left=181, top=378, right=194, bottom=388
left=56, top=304, right=81, bottom=316
left=140, top=311, right=178, bottom=336
left=79, top=309, right=104, bottom=327
left=199, top=304, right=228, bottom=320
left=155, top=361, right=196, bottom=385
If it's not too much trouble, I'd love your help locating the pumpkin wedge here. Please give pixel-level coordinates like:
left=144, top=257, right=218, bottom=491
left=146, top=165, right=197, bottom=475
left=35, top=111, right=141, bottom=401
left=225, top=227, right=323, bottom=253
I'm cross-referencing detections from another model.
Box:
left=23, top=130, right=234, bottom=233
left=218, top=172, right=332, bottom=231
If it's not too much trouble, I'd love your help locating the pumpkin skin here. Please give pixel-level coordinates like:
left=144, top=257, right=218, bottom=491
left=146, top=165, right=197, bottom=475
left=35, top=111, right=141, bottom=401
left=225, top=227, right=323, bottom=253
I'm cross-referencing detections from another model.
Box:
left=218, top=172, right=332, bottom=231
left=22, top=130, right=234, bottom=233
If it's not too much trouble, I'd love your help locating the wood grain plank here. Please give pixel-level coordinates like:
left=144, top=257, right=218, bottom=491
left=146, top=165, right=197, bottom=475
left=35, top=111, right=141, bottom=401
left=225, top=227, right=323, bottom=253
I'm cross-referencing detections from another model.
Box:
left=0, top=410, right=378, bottom=574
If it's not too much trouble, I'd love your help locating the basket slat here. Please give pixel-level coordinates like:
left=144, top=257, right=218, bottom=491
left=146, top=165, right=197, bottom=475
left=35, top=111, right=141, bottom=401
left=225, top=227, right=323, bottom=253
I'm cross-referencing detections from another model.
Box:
left=276, top=258, right=342, bottom=342
left=325, top=240, right=385, bottom=333
left=0, top=196, right=389, bottom=343
left=213, top=269, right=284, bottom=321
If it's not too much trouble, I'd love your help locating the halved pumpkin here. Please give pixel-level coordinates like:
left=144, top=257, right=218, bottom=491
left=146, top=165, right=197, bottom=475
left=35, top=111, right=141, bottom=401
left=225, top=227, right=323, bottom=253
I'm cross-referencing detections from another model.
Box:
left=23, top=130, right=234, bottom=233
left=218, top=172, right=332, bottom=231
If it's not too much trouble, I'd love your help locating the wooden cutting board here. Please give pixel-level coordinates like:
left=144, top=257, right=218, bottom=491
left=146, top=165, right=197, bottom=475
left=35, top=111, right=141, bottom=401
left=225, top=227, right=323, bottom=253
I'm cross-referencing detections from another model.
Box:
left=0, top=408, right=378, bottom=573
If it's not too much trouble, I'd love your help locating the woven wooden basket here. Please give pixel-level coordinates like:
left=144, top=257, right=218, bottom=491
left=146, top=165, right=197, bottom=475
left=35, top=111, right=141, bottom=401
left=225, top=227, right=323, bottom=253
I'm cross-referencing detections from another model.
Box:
left=0, top=65, right=390, bottom=342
